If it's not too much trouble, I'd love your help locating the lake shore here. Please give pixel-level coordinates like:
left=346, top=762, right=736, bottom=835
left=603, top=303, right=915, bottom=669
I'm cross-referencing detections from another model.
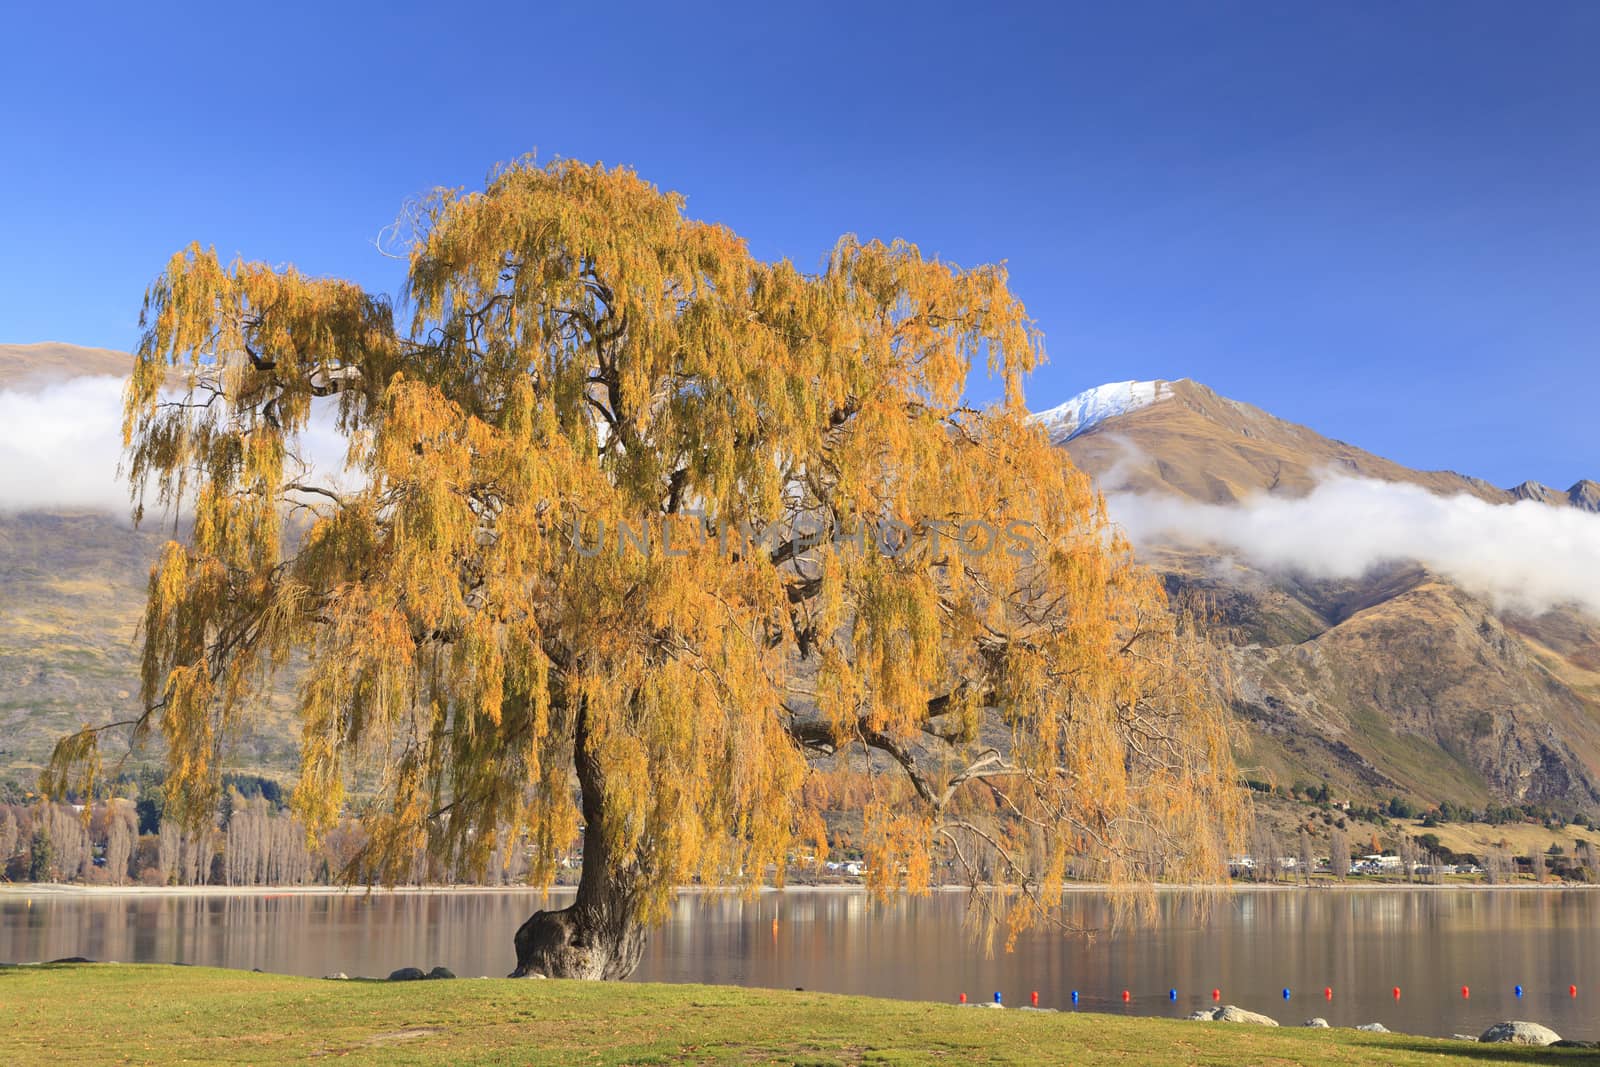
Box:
left=2, top=962, right=1588, bottom=1066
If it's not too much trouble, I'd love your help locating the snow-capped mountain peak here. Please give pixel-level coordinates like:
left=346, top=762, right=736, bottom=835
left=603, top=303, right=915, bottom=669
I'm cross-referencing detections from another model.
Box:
left=1032, top=380, right=1174, bottom=442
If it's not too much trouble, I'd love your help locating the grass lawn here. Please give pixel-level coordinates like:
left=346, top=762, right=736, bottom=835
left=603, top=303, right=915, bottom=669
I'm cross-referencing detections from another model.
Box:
left=1, top=964, right=1595, bottom=1066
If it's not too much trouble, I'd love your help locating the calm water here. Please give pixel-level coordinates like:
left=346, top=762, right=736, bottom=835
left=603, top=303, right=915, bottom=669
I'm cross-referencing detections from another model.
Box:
left=4, top=887, right=1598, bottom=1039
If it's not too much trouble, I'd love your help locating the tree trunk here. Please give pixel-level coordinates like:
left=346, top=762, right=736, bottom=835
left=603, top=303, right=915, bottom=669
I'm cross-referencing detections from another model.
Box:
left=510, top=707, right=650, bottom=979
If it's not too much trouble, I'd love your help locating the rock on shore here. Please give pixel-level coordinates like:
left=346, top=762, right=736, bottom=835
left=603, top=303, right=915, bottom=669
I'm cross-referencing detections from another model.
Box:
left=1479, top=1021, right=1561, bottom=1045
left=386, top=965, right=457, bottom=981
left=1188, top=1005, right=1278, bottom=1026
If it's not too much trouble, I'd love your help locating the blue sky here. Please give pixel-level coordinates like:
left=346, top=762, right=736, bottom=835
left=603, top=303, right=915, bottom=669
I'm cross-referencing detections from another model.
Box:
left=3, top=2, right=1597, bottom=488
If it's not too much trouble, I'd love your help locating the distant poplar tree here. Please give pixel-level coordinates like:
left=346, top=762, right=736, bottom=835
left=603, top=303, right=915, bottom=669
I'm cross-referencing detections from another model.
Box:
left=42, top=804, right=88, bottom=881
left=181, top=826, right=213, bottom=885
left=1298, top=829, right=1313, bottom=884
left=1526, top=846, right=1545, bottom=883
left=1485, top=844, right=1513, bottom=884
left=1576, top=841, right=1597, bottom=882
left=1249, top=821, right=1273, bottom=883
left=1329, top=828, right=1351, bottom=881
left=0, top=811, right=16, bottom=874
left=105, top=803, right=136, bottom=886
left=1397, top=836, right=1417, bottom=883
left=157, top=822, right=179, bottom=885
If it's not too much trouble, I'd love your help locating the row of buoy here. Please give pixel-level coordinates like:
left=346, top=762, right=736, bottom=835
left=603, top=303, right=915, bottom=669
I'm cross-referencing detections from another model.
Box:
left=960, top=984, right=1579, bottom=1005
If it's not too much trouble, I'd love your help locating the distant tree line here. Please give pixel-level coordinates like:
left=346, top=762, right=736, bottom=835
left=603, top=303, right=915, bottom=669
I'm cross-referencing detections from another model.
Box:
left=0, top=772, right=549, bottom=887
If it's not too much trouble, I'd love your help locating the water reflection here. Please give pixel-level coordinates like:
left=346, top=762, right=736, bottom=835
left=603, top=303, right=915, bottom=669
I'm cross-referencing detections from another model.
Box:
left=3, top=887, right=1597, bottom=1039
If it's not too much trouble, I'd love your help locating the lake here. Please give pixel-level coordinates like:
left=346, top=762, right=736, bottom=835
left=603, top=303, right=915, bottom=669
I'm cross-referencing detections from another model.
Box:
left=3, top=886, right=1596, bottom=1040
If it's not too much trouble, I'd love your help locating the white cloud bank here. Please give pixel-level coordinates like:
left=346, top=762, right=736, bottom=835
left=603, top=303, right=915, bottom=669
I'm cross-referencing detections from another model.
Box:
left=5, top=377, right=1597, bottom=617
left=1107, top=476, right=1600, bottom=617
left=0, top=376, right=132, bottom=514
left=0, top=375, right=354, bottom=519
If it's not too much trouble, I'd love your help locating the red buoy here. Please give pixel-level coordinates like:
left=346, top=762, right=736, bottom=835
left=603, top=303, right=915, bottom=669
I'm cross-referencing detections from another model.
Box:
left=1461, top=986, right=1470, bottom=999
left=1570, top=985, right=1579, bottom=998
left=1393, top=986, right=1402, bottom=1000
left=1211, top=988, right=1221, bottom=1001
left=1031, top=991, right=1039, bottom=1006
left=1122, top=990, right=1131, bottom=1002
left=959, top=992, right=967, bottom=1004
left=1323, top=986, right=1333, bottom=1001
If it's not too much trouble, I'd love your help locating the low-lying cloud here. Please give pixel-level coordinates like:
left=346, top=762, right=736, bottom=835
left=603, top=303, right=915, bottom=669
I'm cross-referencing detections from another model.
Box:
left=1107, top=476, right=1600, bottom=617
left=0, top=375, right=353, bottom=520
left=0, top=376, right=132, bottom=514
left=5, top=378, right=1598, bottom=617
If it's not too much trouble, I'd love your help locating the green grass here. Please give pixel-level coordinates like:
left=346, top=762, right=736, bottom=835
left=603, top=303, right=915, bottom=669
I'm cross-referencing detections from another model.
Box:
left=0, top=964, right=1590, bottom=1066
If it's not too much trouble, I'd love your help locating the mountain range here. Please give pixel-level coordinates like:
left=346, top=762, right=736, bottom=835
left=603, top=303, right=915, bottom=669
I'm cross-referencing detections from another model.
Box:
left=1052, top=378, right=1600, bottom=812
left=3, top=344, right=1599, bottom=816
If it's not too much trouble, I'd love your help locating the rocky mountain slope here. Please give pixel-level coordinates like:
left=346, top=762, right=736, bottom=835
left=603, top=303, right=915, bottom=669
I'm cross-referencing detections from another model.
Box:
left=1056, top=379, right=1600, bottom=811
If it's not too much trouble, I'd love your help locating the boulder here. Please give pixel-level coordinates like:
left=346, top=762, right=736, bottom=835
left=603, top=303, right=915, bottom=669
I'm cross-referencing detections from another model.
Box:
left=1301, top=1018, right=1330, bottom=1028
left=1355, top=1023, right=1389, bottom=1033
left=1190, top=1005, right=1278, bottom=1026
left=323, top=972, right=348, bottom=980
left=1553, top=1040, right=1600, bottom=1049
left=1479, top=1021, right=1561, bottom=1046
left=387, top=966, right=427, bottom=981
left=426, top=966, right=456, bottom=980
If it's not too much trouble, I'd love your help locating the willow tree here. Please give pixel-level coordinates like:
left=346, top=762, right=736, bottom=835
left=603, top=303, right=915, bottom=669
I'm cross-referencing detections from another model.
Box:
left=49, top=158, right=1244, bottom=978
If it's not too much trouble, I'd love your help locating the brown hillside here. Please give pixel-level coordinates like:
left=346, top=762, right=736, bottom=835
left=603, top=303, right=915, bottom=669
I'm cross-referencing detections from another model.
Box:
left=1061, top=382, right=1600, bottom=812
left=1064, top=378, right=1511, bottom=505
left=0, top=341, right=139, bottom=386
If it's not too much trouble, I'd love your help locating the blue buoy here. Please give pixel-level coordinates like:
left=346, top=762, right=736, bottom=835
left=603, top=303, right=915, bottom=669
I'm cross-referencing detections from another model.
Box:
left=1282, top=987, right=1291, bottom=1000
left=993, top=991, right=1002, bottom=1004
left=1168, top=988, right=1177, bottom=1001
left=1071, top=990, right=1080, bottom=1004
left=1515, top=984, right=1524, bottom=998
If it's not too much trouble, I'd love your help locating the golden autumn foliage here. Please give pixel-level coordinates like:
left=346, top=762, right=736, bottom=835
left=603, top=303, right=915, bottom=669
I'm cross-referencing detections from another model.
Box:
left=50, top=158, right=1245, bottom=960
